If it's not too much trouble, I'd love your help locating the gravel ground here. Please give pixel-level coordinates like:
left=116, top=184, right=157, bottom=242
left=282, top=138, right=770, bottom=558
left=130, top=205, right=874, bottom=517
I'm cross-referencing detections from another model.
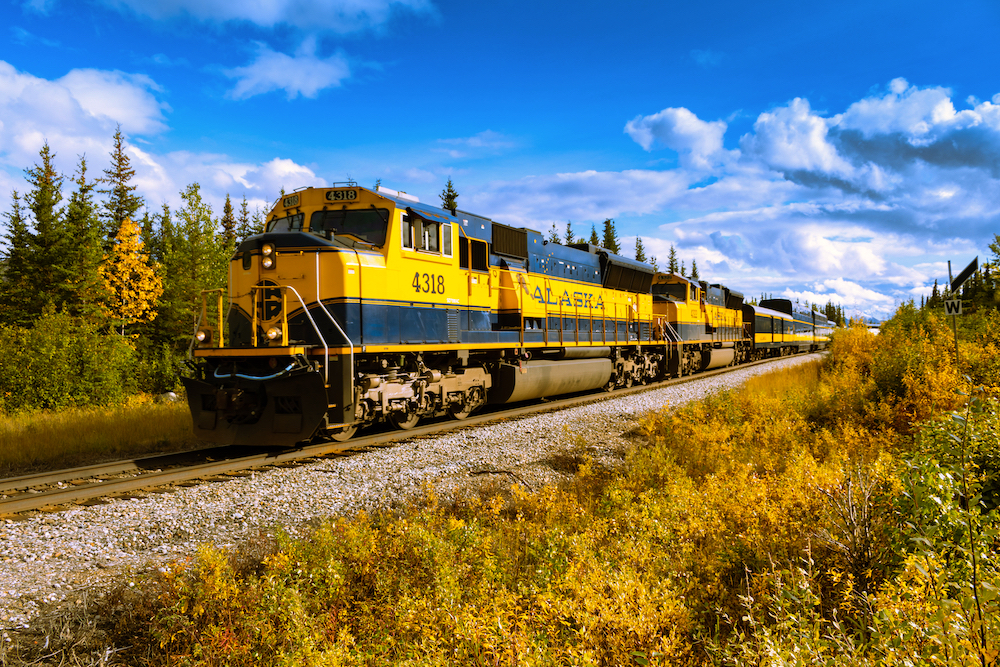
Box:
left=0, top=354, right=820, bottom=638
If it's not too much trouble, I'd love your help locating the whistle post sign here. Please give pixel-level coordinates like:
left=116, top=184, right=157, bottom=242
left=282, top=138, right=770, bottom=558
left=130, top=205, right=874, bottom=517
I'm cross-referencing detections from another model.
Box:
left=945, top=299, right=963, bottom=315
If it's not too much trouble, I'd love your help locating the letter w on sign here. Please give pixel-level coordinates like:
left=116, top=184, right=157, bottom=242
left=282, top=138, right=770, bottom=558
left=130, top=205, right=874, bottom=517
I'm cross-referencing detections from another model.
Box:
left=945, top=299, right=963, bottom=316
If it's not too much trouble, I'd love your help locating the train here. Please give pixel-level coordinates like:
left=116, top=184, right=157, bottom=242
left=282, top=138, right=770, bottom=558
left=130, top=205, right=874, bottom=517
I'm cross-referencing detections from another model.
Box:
left=182, top=183, right=833, bottom=447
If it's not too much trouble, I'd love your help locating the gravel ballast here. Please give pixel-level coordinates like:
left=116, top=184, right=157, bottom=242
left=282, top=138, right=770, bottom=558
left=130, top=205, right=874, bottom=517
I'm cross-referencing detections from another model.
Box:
left=0, top=354, right=820, bottom=635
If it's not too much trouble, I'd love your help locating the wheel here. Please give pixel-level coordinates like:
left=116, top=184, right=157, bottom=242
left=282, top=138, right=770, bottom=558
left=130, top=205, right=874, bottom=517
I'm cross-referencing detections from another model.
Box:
left=388, top=411, right=420, bottom=430
left=449, top=406, right=471, bottom=420
left=328, top=424, right=358, bottom=442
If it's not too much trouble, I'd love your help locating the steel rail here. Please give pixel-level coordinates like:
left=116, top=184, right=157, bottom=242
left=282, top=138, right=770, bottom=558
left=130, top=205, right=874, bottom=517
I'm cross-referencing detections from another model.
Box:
left=0, top=354, right=818, bottom=515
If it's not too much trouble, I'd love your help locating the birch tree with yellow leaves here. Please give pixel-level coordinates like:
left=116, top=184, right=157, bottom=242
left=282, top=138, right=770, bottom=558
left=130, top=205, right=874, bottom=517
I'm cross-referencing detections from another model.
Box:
left=100, top=217, right=163, bottom=336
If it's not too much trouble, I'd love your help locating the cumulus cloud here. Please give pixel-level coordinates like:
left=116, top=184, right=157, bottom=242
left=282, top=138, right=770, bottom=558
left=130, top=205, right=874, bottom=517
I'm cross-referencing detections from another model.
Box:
left=468, top=169, right=694, bottom=232
left=225, top=39, right=350, bottom=100
left=101, top=0, right=432, bottom=32
left=0, top=60, right=324, bottom=227
left=740, top=98, right=853, bottom=177
left=624, top=107, right=733, bottom=169
left=0, top=60, right=167, bottom=176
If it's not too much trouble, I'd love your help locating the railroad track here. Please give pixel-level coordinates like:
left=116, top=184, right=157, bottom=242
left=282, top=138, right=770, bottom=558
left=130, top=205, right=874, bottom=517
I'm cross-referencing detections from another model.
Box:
left=0, top=355, right=806, bottom=516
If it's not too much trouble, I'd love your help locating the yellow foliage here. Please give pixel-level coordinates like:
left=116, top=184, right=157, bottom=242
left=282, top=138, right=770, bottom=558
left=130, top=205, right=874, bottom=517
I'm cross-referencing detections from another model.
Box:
left=100, top=217, right=163, bottom=331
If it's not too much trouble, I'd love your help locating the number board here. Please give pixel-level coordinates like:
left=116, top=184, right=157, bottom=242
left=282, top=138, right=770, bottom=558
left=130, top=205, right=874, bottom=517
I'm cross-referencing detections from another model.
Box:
left=282, top=194, right=299, bottom=207
left=325, top=189, right=358, bottom=202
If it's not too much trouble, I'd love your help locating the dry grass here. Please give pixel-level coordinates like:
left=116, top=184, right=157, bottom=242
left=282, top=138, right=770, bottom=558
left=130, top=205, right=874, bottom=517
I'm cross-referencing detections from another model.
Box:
left=0, top=397, right=199, bottom=477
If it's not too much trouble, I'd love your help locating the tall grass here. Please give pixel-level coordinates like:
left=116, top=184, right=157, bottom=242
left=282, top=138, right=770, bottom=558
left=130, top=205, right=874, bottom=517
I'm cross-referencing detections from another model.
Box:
left=6, top=308, right=1000, bottom=665
left=0, top=398, right=196, bottom=476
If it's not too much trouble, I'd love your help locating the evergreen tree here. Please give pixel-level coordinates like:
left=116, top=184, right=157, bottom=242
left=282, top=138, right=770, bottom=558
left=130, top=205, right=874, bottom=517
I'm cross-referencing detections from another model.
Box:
left=24, top=141, right=68, bottom=315
left=602, top=219, right=620, bottom=254
left=62, top=156, right=106, bottom=318
left=100, top=217, right=163, bottom=335
left=157, top=183, right=225, bottom=348
left=680, top=260, right=686, bottom=277
left=650, top=256, right=658, bottom=271
left=221, top=194, right=237, bottom=248
left=690, top=259, right=699, bottom=280
left=373, top=178, right=381, bottom=191
left=565, top=221, right=577, bottom=245
left=439, top=177, right=459, bottom=212
left=97, top=126, right=144, bottom=246
left=589, top=224, right=599, bottom=246
left=668, top=245, right=679, bottom=273
left=252, top=205, right=266, bottom=236
left=0, top=191, right=35, bottom=326
left=635, top=237, right=647, bottom=263
left=237, top=196, right=251, bottom=242
left=548, top=223, right=562, bottom=244
left=930, top=279, right=940, bottom=307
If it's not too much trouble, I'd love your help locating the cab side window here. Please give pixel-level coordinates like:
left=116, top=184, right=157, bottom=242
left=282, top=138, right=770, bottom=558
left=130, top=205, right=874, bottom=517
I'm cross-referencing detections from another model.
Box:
left=419, top=220, right=439, bottom=252
left=401, top=214, right=414, bottom=249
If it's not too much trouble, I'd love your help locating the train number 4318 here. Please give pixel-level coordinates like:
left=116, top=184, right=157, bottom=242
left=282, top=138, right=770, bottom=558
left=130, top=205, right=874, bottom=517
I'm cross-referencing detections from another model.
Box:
left=413, top=272, right=445, bottom=294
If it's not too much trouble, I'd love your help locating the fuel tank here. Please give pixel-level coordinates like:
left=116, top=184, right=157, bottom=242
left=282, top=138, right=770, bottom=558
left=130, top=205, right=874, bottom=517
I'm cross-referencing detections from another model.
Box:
left=701, top=348, right=735, bottom=371
left=489, top=358, right=614, bottom=404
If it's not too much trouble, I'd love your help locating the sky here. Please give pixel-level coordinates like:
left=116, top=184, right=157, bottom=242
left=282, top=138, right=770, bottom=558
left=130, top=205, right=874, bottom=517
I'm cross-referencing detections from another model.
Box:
left=2, top=0, right=999, bottom=320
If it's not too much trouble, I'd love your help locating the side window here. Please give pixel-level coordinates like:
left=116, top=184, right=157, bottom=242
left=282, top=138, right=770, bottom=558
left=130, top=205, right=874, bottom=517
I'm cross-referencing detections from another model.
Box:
left=442, top=223, right=452, bottom=256
left=419, top=220, right=440, bottom=253
left=401, top=214, right=414, bottom=249
left=471, top=239, right=488, bottom=271
left=689, top=285, right=697, bottom=301
left=459, top=236, right=470, bottom=268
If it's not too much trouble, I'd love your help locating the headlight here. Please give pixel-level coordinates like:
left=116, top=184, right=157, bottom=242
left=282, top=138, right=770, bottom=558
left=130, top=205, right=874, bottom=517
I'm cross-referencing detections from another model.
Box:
left=262, top=256, right=274, bottom=269
left=195, top=330, right=209, bottom=343
left=262, top=243, right=274, bottom=256
left=266, top=326, right=282, bottom=341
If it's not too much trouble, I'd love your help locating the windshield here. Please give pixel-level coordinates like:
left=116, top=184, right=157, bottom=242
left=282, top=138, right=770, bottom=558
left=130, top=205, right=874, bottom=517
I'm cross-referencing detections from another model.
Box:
left=265, top=213, right=304, bottom=233
left=310, top=208, right=389, bottom=246
left=652, top=283, right=688, bottom=301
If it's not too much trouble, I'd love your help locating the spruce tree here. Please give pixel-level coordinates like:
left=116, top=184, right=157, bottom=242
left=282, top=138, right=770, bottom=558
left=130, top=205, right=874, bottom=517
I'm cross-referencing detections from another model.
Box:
left=650, top=256, right=658, bottom=271
left=237, top=195, right=251, bottom=242
left=157, top=183, right=225, bottom=348
left=439, top=178, right=459, bottom=212
left=668, top=245, right=679, bottom=273
left=602, top=219, right=620, bottom=254
left=548, top=223, right=562, bottom=244
left=690, top=259, right=699, bottom=280
left=565, top=221, right=577, bottom=245
left=24, top=141, right=67, bottom=314
left=221, top=194, right=236, bottom=248
left=589, top=224, right=599, bottom=246
left=0, top=191, right=35, bottom=325
left=680, top=261, right=686, bottom=277
left=98, top=126, right=144, bottom=246
left=635, top=237, right=646, bottom=263
left=62, top=156, right=105, bottom=318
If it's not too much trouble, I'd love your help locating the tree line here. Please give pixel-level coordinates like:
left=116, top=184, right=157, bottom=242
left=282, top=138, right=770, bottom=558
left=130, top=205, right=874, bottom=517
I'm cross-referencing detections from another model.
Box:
left=0, top=129, right=261, bottom=411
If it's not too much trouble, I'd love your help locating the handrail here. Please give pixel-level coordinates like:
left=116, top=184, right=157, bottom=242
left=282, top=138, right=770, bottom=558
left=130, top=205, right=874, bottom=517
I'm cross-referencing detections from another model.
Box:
left=314, top=253, right=354, bottom=389
left=249, top=284, right=331, bottom=383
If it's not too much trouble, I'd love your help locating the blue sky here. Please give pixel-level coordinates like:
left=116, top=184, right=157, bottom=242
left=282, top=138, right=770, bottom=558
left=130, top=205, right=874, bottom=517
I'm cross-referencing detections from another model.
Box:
left=2, top=0, right=999, bottom=318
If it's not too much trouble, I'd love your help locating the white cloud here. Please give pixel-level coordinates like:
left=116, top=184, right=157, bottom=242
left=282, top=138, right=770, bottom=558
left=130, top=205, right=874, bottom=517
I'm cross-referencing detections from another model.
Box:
left=437, top=130, right=515, bottom=159
left=836, top=78, right=981, bottom=144
left=0, top=60, right=167, bottom=178
left=468, top=168, right=693, bottom=232
left=624, top=107, right=732, bottom=169
left=740, top=98, right=853, bottom=177
left=58, top=69, right=169, bottom=134
left=0, top=60, right=323, bottom=225
left=102, top=0, right=432, bottom=32
left=225, top=39, right=350, bottom=100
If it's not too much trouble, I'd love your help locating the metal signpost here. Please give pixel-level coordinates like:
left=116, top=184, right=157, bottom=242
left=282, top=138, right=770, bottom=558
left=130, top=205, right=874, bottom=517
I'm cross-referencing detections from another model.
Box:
left=947, top=256, right=978, bottom=365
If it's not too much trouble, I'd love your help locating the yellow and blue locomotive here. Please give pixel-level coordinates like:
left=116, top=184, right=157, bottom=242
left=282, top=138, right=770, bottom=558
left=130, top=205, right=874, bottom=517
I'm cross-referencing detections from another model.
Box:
left=183, top=183, right=829, bottom=446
